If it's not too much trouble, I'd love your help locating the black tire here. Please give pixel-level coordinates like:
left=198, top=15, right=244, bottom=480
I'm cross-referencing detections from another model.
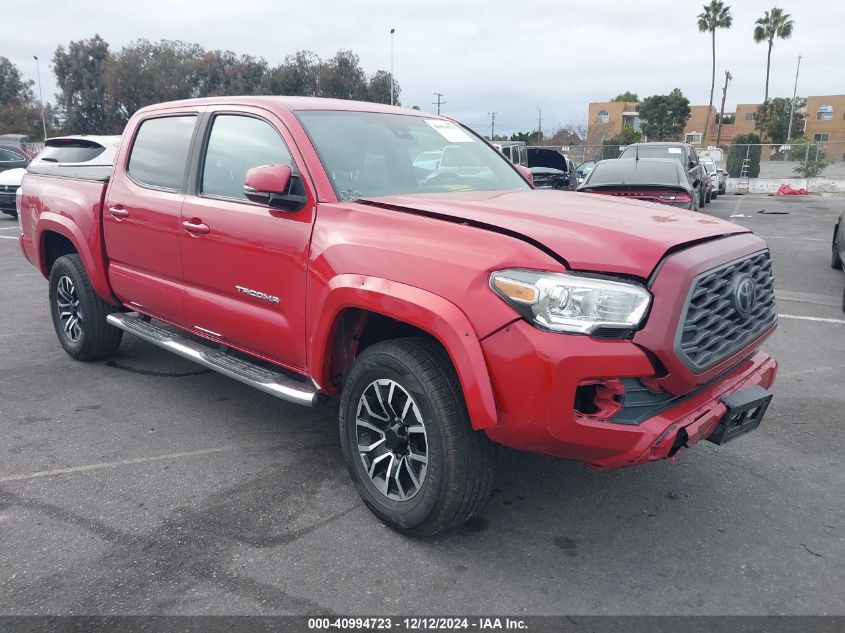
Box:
left=711, top=190, right=718, bottom=200
left=49, top=254, right=123, bottom=360
left=2, top=211, right=17, bottom=219
left=339, top=337, right=494, bottom=536
left=841, top=284, right=845, bottom=313
left=699, top=188, right=706, bottom=207
left=832, top=226, right=842, bottom=270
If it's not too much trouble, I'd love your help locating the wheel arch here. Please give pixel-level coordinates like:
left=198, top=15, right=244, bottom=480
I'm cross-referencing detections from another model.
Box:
left=310, top=275, right=499, bottom=430
left=35, top=215, right=115, bottom=303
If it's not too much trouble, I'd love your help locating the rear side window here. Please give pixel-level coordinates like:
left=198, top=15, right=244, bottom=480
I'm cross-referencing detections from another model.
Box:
left=201, top=115, right=292, bottom=201
left=128, top=115, right=197, bottom=190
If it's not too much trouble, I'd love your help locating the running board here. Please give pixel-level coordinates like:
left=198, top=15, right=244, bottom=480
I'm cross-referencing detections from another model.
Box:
left=106, top=313, right=324, bottom=407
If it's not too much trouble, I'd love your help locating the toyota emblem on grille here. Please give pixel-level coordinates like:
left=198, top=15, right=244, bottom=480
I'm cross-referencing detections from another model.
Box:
left=732, top=275, right=756, bottom=318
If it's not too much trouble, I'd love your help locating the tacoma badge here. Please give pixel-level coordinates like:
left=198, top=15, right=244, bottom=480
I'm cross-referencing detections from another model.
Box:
left=235, top=285, right=280, bottom=304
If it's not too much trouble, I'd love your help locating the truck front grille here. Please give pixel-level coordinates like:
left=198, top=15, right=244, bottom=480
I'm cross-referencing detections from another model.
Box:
left=676, top=250, right=776, bottom=372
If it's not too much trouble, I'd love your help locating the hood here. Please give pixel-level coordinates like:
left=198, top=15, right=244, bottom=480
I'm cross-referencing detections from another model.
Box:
left=0, top=168, right=25, bottom=186
left=358, top=189, right=748, bottom=277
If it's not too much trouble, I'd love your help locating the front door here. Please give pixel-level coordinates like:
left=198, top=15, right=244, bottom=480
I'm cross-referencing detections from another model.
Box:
left=104, top=113, right=200, bottom=323
left=179, top=109, right=315, bottom=371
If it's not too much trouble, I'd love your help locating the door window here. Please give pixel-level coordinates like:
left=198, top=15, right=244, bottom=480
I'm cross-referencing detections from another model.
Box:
left=201, top=115, right=293, bottom=201
left=128, top=115, right=197, bottom=190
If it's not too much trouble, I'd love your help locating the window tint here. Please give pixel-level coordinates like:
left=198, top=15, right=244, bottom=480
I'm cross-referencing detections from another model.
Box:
left=588, top=160, right=681, bottom=185
left=202, top=115, right=292, bottom=200
left=37, top=142, right=105, bottom=164
left=128, top=116, right=197, bottom=190
left=0, top=148, right=24, bottom=161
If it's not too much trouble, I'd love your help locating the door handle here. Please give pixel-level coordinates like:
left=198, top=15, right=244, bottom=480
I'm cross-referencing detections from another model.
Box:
left=182, top=219, right=210, bottom=236
left=108, top=206, right=129, bottom=219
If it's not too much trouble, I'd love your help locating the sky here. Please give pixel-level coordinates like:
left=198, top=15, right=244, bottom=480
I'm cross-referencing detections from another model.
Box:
left=5, top=0, right=844, bottom=136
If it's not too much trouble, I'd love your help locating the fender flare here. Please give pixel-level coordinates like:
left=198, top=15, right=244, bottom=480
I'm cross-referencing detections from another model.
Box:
left=310, top=275, right=499, bottom=429
left=35, top=213, right=114, bottom=301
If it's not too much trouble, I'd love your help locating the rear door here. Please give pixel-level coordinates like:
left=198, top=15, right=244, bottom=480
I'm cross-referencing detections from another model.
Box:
left=104, top=112, right=201, bottom=323
left=178, top=107, right=316, bottom=371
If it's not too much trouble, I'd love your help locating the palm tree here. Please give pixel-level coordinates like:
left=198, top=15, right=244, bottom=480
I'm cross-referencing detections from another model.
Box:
left=754, top=7, right=795, bottom=103
left=697, top=1, right=733, bottom=144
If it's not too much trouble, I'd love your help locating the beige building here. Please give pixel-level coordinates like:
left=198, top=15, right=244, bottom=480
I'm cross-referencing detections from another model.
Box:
left=804, top=95, right=845, bottom=147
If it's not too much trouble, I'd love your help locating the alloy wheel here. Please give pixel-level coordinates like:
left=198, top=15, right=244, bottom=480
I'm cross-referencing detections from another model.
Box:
left=355, top=378, right=428, bottom=501
left=56, top=275, right=83, bottom=343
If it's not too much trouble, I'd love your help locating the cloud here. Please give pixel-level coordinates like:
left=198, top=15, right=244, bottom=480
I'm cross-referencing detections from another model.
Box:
left=5, top=0, right=842, bottom=134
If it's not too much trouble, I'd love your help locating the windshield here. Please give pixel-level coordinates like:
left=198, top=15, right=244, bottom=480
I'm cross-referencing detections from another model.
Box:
left=702, top=161, right=717, bottom=173
left=587, top=160, right=681, bottom=185
left=619, top=145, right=686, bottom=163
left=296, top=111, right=529, bottom=200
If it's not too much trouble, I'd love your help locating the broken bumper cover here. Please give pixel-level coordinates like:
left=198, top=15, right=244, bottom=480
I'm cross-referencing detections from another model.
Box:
left=480, top=320, right=778, bottom=469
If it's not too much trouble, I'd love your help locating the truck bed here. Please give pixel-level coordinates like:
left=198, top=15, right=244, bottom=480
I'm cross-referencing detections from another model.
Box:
left=25, top=163, right=112, bottom=182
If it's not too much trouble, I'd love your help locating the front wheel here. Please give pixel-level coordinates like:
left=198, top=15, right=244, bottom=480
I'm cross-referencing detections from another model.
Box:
left=49, top=254, right=123, bottom=360
left=339, top=338, right=494, bottom=536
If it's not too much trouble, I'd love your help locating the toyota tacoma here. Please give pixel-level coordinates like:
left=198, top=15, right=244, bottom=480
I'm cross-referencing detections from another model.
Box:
left=18, top=97, right=778, bottom=535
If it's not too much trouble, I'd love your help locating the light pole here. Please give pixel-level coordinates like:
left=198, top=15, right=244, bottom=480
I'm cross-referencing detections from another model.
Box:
left=786, top=55, right=802, bottom=142
left=536, top=107, right=542, bottom=144
left=389, top=28, right=395, bottom=106
left=487, top=112, right=497, bottom=139
left=33, top=55, right=48, bottom=142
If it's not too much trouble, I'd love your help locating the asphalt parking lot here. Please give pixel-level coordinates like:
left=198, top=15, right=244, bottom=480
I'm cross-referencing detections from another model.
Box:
left=1, top=194, right=843, bottom=616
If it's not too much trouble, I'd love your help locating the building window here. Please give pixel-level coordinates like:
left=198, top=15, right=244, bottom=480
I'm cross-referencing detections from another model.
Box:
left=813, top=133, right=830, bottom=142
left=816, top=105, right=833, bottom=120
left=744, top=112, right=755, bottom=121
left=596, top=110, right=609, bottom=124
left=685, top=132, right=702, bottom=144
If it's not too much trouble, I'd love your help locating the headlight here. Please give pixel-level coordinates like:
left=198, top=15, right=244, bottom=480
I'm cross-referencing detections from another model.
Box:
left=490, top=269, right=651, bottom=334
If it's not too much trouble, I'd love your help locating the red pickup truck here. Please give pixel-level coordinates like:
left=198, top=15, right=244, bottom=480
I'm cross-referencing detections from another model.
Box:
left=18, top=97, right=778, bottom=535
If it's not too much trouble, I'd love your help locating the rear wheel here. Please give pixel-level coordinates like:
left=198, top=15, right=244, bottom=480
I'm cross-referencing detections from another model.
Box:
left=2, top=210, right=17, bottom=219
left=832, top=227, right=842, bottom=270
left=339, top=338, right=494, bottom=536
left=49, top=254, right=123, bottom=360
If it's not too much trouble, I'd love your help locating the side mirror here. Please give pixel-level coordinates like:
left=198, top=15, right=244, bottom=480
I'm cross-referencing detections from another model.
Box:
left=516, top=164, right=534, bottom=186
left=244, top=164, right=307, bottom=211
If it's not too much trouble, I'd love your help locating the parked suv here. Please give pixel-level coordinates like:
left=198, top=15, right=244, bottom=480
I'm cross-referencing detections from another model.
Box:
left=19, top=97, right=778, bottom=535
left=619, top=142, right=708, bottom=207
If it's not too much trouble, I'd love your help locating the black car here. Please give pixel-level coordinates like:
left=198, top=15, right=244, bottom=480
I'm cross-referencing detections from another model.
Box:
left=618, top=142, right=707, bottom=207
left=576, top=158, right=697, bottom=211
left=832, top=210, right=845, bottom=311
left=526, top=146, right=578, bottom=190
left=0, top=143, right=30, bottom=174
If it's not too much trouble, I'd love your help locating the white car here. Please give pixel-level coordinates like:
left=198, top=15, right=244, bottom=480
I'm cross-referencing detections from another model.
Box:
left=702, top=159, right=721, bottom=200
left=0, top=135, right=121, bottom=219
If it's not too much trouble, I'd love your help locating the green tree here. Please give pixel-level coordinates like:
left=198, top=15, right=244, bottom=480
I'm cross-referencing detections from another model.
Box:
left=726, top=133, right=761, bottom=177
left=318, top=50, right=368, bottom=100
left=0, top=56, right=47, bottom=137
left=601, top=125, right=642, bottom=159
left=638, top=89, right=691, bottom=141
left=789, top=139, right=828, bottom=177
left=366, top=70, right=399, bottom=105
left=610, top=91, right=638, bottom=102
left=261, top=51, right=321, bottom=96
left=754, top=97, right=805, bottom=144
left=697, top=1, right=733, bottom=142
left=753, top=8, right=794, bottom=103
left=53, top=35, right=119, bottom=134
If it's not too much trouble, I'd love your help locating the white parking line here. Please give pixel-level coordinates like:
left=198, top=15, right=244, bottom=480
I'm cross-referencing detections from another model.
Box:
left=757, top=235, right=828, bottom=242
left=0, top=443, right=262, bottom=483
left=0, top=235, right=19, bottom=240
left=780, top=314, right=845, bottom=325
left=0, top=226, right=21, bottom=231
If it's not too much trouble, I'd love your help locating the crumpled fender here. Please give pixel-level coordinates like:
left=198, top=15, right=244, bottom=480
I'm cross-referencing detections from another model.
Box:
left=309, top=274, right=499, bottom=429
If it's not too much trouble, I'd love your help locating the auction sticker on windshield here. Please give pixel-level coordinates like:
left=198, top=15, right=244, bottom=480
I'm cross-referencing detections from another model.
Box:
left=667, top=147, right=682, bottom=153
left=425, top=119, right=474, bottom=143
